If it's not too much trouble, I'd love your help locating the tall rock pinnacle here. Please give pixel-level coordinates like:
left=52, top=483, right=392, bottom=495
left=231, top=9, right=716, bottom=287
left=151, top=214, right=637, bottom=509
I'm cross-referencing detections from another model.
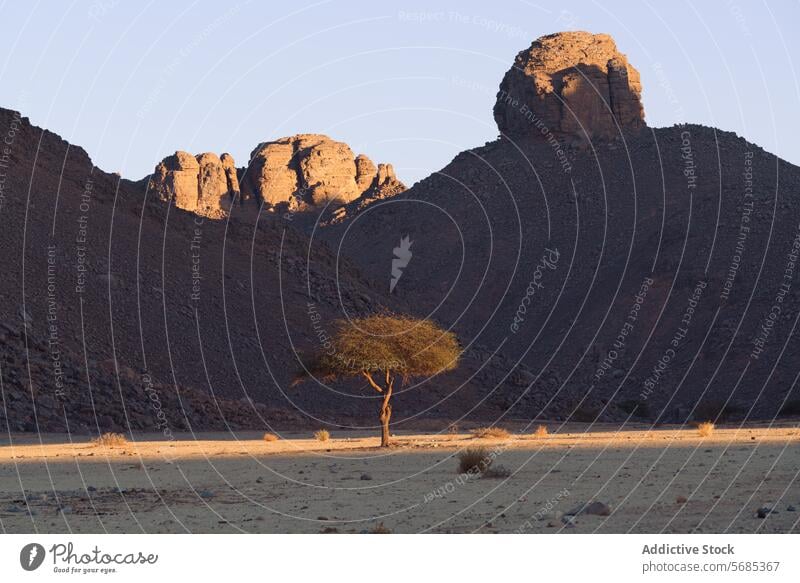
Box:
left=494, top=31, right=645, bottom=144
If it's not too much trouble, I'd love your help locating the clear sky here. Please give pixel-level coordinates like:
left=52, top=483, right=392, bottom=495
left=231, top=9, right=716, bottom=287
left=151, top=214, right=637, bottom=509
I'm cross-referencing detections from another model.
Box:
left=1, top=0, right=798, bottom=185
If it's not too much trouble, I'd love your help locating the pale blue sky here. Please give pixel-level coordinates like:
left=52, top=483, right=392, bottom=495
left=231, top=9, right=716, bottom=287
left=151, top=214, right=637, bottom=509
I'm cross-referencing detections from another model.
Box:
left=1, top=0, right=798, bottom=185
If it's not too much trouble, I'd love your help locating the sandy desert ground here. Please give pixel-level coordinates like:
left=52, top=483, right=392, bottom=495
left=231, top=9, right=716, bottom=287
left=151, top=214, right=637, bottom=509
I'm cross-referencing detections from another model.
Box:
left=1, top=424, right=798, bottom=533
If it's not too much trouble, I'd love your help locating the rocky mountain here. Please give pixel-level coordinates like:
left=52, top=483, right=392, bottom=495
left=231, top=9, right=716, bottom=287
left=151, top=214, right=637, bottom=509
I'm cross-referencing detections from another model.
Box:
left=0, top=107, right=402, bottom=434
left=3, top=30, right=800, bottom=435
left=0, top=108, right=505, bottom=435
left=317, top=32, right=800, bottom=424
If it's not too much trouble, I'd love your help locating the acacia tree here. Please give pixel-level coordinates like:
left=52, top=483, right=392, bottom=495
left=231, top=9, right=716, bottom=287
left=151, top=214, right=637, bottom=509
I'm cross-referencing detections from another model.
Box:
left=297, top=314, right=460, bottom=447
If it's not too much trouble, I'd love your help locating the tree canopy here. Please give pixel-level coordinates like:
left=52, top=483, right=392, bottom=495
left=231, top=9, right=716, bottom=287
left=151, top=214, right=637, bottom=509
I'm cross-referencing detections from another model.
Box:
left=304, top=314, right=460, bottom=381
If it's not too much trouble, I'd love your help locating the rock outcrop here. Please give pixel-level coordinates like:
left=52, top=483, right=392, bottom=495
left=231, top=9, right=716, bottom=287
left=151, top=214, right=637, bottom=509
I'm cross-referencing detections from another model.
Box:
left=494, top=31, right=645, bottom=143
left=354, top=154, right=377, bottom=192
left=150, top=151, right=240, bottom=218
left=364, top=163, right=405, bottom=200
left=242, top=134, right=405, bottom=209
left=323, top=162, right=407, bottom=225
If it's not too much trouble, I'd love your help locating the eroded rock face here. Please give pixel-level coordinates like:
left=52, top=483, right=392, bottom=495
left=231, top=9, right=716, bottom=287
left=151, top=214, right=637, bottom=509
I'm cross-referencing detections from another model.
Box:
left=324, top=162, right=407, bottom=225
left=354, top=154, right=377, bottom=192
left=243, top=134, right=404, bottom=209
left=367, top=163, right=405, bottom=199
left=220, top=153, right=240, bottom=201
left=247, top=139, right=298, bottom=206
left=150, top=151, right=240, bottom=218
left=494, top=31, right=645, bottom=143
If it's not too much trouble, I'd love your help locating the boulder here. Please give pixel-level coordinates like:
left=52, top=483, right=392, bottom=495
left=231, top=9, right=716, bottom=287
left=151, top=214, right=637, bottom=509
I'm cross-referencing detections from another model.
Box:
left=494, top=31, right=645, bottom=143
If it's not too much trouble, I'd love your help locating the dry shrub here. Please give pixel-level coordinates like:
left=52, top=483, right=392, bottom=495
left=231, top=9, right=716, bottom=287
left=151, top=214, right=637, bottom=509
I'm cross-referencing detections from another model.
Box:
left=471, top=426, right=510, bottom=439
left=697, top=421, right=715, bottom=437
left=263, top=432, right=280, bottom=442
left=533, top=425, right=549, bottom=437
left=457, top=447, right=494, bottom=474
left=314, top=429, right=330, bottom=442
left=447, top=423, right=460, bottom=434
left=92, top=432, right=128, bottom=447
left=369, top=522, right=392, bottom=534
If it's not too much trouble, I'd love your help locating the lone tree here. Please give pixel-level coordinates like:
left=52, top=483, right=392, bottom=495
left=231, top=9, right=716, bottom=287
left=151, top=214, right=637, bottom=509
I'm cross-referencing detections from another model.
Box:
left=296, top=314, right=460, bottom=447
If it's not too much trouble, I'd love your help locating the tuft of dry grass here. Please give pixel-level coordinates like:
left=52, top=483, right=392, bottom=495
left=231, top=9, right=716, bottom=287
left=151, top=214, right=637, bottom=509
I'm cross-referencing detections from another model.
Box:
left=533, top=425, right=549, bottom=437
left=314, top=429, right=330, bottom=442
left=697, top=421, right=715, bottom=437
left=369, top=522, right=392, bottom=534
left=471, top=426, right=510, bottom=439
left=457, top=447, right=494, bottom=474
left=262, top=432, right=280, bottom=442
left=91, top=432, right=128, bottom=447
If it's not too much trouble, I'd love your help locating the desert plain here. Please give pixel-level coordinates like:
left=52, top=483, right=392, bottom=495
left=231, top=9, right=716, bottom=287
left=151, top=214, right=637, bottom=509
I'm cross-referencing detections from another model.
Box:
left=1, top=424, right=798, bottom=534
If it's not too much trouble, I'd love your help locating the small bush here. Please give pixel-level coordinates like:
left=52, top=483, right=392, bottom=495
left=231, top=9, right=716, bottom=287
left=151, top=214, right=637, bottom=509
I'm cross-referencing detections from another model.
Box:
left=92, top=432, right=128, bottom=447
left=533, top=425, right=549, bottom=437
left=263, top=433, right=280, bottom=442
left=447, top=423, right=460, bottom=434
left=314, top=429, right=330, bottom=442
left=457, top=447, right=494, bottom=474
left=471, top=426, right=510, bottom=439
left=369, top=522, right=392, bottom=534
left=697, top=422, right=715, bottom=437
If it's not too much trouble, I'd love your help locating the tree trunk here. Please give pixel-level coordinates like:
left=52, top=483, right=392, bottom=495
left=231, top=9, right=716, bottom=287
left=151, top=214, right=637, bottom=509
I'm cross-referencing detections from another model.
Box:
left=379, top=375, right=394, bottom=447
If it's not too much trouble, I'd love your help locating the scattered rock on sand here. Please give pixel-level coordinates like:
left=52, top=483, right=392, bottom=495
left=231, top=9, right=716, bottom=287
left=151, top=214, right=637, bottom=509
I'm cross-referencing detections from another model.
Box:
left=756, top=507, right=777, bottom=519
left=567, top=501, right=611, bottom=516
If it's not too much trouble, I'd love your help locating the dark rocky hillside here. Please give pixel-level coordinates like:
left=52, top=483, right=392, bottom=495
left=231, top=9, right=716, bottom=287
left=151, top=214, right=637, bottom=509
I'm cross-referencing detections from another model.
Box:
left=320, top=124, right=800, bottom=424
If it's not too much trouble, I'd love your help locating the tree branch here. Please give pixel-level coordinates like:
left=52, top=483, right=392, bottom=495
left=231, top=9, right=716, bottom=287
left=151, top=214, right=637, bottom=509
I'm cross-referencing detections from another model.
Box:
left=362, top=371, right=383, bottom=393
